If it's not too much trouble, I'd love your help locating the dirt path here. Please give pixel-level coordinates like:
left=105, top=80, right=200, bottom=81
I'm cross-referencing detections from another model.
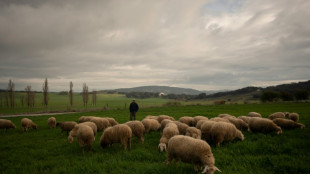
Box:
left=0, top=112, right=77, bottom=118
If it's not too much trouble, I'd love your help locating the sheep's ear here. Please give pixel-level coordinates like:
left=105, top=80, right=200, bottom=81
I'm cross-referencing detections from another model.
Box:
left=214, top=166, right=222, bottom=172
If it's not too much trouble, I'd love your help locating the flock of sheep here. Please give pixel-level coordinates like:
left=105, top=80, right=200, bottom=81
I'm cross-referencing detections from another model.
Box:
left=0, top=111, right=306, bottom=174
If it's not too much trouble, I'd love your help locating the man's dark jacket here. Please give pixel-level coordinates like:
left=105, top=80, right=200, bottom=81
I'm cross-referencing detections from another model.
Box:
left=129, top=102, right=139, bottom=113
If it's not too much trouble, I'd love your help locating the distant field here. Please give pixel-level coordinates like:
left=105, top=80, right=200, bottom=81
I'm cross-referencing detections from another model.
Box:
left=0, top=103, right=309, bottom=174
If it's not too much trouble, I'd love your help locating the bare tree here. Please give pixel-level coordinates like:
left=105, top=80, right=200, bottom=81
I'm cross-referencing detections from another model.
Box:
left=82, top=83, right=89, bottom=107
left=42, top=78, right=49, bottom=107
left=20, top=95, right=25, bottom=107
left=92, top=90, right=97, bottom=106
left=69, top=81, right=73, bottom=107
left=7, top=80, right=15, bottom=108
left=25, top=86, right=35, bottom=108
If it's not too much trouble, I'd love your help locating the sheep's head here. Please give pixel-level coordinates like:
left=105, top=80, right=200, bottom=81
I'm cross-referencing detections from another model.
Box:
left=202, top=165, right=221, bottom=174
left=68, top=136, right=74, bottom=143
left=32, top=124, right=37, bottom=129
left=158, top=143, right=167, bottom=152
left=237, top=130, right=244, bottom=141
left=276, top=126, right=282, bottom=135
left=299, top=124, right=305, bottom=129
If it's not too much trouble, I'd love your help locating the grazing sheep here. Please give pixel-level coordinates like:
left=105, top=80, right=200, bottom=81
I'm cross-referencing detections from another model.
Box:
left=76, top=125, right=95, bottom=154
left=105, top=117, right=118, bottom=126
left=237, top=116, right=252, bottom=124
left=248, top=117, right=282, bottom=135
left=287, top=113, right=299, bottom=122
left=200, top=120, right=217, bottom=142
left=172, top=121, right=189, bottom=135
left=21, top=118, right=37, bottom=132
left=209, top=122, right=244, bottom=147
left=185, top=127, right=202, bottom=139
left=47, top=117, right=56, bottom=128
left=179, top=116, right=195, bottom=126
left=225, top=117, right=248, bottom=131
left=210, top=117, right=230, bottom=123
left=167, top=135, right=221, bottom=174
left=157, top=115, right=175, bottom=123
left=56, top=121, right=77, bottom=135
left=141, top=118, right=161, bottom=133
left=68, top=122, right=97, bottom=143
left=160, top=119, right=173, bottom=130
left=218, top=114, right=233, bottom=118
left=0, top=119, right=16, bottom=130
left=268, top=112, right=285, bottom=120
left=78, top=116, right=96, bottom=123
left=124, top=121, right=145, bottom=144
left=145, top=115, right=159, bottom=120
left=90, top=117, right=111, bottom=131
left=193, top=116, right=208, bottom=126
left=196, top=120, right=210, bottom=129
left=248, top=112, right=262, bottom=117
left=158, top=123, right=179, bottom=152
left=272, top=118, right=305, bottom=129
left=100, top=124, right=132, bottom=150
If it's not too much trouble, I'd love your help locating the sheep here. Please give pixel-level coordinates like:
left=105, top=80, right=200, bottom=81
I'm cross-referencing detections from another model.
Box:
left=47, top=117, right=56, bottom=128
left=225, top=116, right=248, bottom=131
left=268, top=112, right=285, bottom=120
left=68, top=122, right=97, bottom=143
left=248, top=117, right=282, bottom=135
left=193, top=116, right=208, bottom=126
left=248, top=112, right=262, bottom=117
left=145, top=115, right=159, bottom=120
left=105, top=117, right=118, bottom=126
left=141, top=118, right=161, bottom=133
left=196, top=120, right=210, bottom=129
left=124, top=120, right=145, bottom=144
left=100, top=124, right=132, bottom=150
left=237, top=116, right=252, bottom=124
left=179, top=116, right=195, bottom=126
left=158, top=123, right=179, bottom=152
left=272, top=118, right=305, bottom=129
left=185, top=127, right=202, bottom=139
left=90, top=117, right=110, bottom=131
left=209, top=122, right=244, bottom=147
left=160, top=119, right=173, bottom=130
left=166, top=135, right=221, bottom=174
left=56, top=121, right=77, bottom=135
left=200, top=120, right=217, bottom=142
left=172, top=121, right=189, bottom=135
left=287, top=113, right=299, bottom=122
left=210, top=117, right=230, bottom=123
left=0, top=119, right=16, bottom=130
left=157, top=115, right=175, bottom=123
left=21, top=118, right=37, bottom=132
left=76, top=125, right=95, bottom=154
left=217, top=114, right=233, bottom=118
left=78, top=116, right=96, bottom=123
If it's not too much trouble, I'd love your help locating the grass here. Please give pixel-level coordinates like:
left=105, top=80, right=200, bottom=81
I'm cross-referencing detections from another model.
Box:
left=0, top=102, right=310, bottom=173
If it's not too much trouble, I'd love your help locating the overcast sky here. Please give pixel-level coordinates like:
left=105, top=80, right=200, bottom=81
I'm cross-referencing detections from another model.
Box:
left=0, top=0, right=309, bottom=92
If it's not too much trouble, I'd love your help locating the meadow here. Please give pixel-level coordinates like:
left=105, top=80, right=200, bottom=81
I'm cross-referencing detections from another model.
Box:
left=0, top=102, right=310, bottom=174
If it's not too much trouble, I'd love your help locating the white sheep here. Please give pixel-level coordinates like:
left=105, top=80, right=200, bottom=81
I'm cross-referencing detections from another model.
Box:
left=160, top=119, right=173, bottom=130
left=105, top=117, right=118, bottom=126
left=78, top=116, right=96, bottom=123
left=68, top=122, right=97, bottom=143
left=158, top=123, right=179, bottom=152
left=47, top=117, right=56, bottom=128
left=268, top=112, right=285, bottom=120
left=185, top=127, right=202, bottom=139
left=210, top=117, right=230, bottom=123
left=0, top=119, right=16, bottom=130
left=167, top=135, right=221, bottom=174
left=90, top=117, right=111, bottom=131
left=272, top=118, right=305, bottom=129
left=124, top=120, right=145, bottom=144
left=21, top=118, right=37, bottom=132
left=172, top=121, right=189, bottom=135
left=56, top=121, right=77, bottom=135
left=196, top=120, right=210, bottom=129
left=217, top=114, right=234, bottom=118
left=225, top=116, right=248, bottom=131
left=209, top=122, right=244, bottom=147
left=248, top=117, right=282, bottom=135
left=287, top=113, right=299, bottom=122
left=237, top=116, right=252, bottom=124
left=157, top=115, right=175, bottom=123
left=200, top=120, right=217, bottom=142
left=100, top=124, right=132, bottom=150
left=193, top=116, right=209, bottom=126
left=76, top=125, right=95, bottom=154
left=248, top=112, right=262, bottom=117
left=179, top=116, right=195, bottom=126
left=141, top=118, right=161, bottom=133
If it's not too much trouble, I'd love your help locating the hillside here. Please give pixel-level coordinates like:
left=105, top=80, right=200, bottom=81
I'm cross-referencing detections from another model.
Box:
left=112, top=86, right=203, bottom=95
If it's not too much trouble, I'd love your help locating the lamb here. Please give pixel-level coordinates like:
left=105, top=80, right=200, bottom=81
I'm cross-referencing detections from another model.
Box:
left=179, top=116, right=195, bottom=126
left=90, top=117, right=111, bottom=131
left=158, top=123, right=179, bottom=152
left=56, top=121, right=77, bottom=135
left=237, top=116, right=252, bottom=124
left=268, top=112, right=285, bottom=120
left=124, top=120, right=145, bottom=144
left=172, top=121, right=189, bottom=135
left=21, top=118, right=37, bottom=132
left=225, top=117, right=248, bottom=131
left=248, top=112, right=262, bottom=117
left=76, top=125, right=95, bottom=154
left=193, top=116, right=208, bottom=126
left=208, top=122, right=244, bottom=147
left=0, top=119, right=16, bottom=130
left=185, top=127, right=202, bottom=139
left=47, top=117, right=56, bottom=128
left=167, top=135, right=221, bottom=174
left=272, top=118, right=305, bottom=129
left=210, top=117, right=230, bottom=123
left=68, top=122, right=97, bottom=143
left=248, top=117, right=282, bottom=134
left=287, top=113, right=299, bottom=122
left=200, top=120, right=217, bottom=142
left=105, top=117, right=118, bottom=126
left=141, top=118, right=161, bottom=133
left=100, top=124, right=132, bottom=150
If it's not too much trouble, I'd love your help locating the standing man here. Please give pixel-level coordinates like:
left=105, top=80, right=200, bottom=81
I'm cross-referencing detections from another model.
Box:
left=129, top=99, right=139, bottom=120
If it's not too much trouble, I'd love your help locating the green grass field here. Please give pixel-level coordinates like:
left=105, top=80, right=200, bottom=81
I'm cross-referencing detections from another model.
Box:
left=1, top=102, right=310, bottom=174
